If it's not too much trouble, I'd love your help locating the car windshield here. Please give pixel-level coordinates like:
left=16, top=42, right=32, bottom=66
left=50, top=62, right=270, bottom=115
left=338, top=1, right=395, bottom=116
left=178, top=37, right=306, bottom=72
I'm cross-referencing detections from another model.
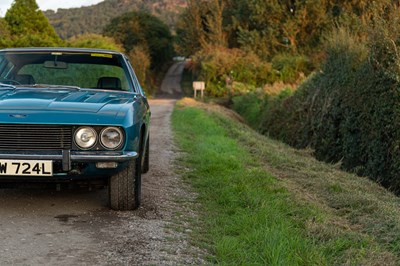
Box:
left=0, top=51, right=133, bottom=92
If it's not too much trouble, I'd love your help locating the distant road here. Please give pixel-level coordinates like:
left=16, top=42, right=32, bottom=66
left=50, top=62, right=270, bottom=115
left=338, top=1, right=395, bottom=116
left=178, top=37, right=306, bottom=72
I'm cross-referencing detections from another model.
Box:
left=158, top=62, right=185, bottom=98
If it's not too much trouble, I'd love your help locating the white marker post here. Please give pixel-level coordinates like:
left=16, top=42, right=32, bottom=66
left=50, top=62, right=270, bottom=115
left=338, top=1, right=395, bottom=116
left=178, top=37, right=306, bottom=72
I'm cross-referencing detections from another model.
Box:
left=193, top=81, right=205, bottom=99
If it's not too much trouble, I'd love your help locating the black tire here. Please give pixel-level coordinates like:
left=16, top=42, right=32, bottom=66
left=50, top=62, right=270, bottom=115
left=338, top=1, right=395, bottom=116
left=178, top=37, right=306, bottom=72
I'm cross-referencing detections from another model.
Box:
left=142, top=135, right=149, bottom=174
left=109, top=153, right=142, bottom=211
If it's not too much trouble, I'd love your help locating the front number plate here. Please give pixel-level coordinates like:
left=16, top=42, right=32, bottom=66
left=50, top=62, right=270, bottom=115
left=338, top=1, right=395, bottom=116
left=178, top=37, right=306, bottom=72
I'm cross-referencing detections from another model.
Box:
left=0, top=160, right=53, bottom=176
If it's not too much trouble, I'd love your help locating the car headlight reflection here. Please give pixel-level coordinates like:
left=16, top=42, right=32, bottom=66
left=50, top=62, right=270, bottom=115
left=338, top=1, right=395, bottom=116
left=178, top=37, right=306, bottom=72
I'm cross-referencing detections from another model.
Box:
left=100, top=127, right=123, bottom=150
left=74, top=127, right=97, bottom=150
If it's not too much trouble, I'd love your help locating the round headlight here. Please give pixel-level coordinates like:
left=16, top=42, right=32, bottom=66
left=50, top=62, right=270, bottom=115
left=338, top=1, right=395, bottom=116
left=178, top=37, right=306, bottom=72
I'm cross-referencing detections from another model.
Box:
left=100, top=127, right=123, bottom=150
left=74, top=127, right=97, bottom=150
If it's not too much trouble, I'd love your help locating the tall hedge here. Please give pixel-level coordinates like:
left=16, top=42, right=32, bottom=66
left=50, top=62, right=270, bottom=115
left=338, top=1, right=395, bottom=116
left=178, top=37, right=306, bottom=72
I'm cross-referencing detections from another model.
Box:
left=252, top=27, right=400, bottom=192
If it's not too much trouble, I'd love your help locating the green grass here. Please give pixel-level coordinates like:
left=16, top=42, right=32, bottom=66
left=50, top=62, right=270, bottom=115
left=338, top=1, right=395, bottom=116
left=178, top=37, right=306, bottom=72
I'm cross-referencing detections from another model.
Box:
left=172, top=99, right=400, bottom=265
left=173, top=104, right=325, bottom=265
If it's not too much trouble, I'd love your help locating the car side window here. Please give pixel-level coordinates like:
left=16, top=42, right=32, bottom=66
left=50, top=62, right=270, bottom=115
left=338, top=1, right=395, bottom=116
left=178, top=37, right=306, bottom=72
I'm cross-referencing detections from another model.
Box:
left=0, top=57, right=15, bottom=80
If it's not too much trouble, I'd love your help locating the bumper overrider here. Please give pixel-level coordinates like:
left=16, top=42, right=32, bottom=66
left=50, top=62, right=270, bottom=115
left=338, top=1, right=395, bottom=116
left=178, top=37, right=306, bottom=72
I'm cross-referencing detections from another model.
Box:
left=0, top=150, right=138, bottom=172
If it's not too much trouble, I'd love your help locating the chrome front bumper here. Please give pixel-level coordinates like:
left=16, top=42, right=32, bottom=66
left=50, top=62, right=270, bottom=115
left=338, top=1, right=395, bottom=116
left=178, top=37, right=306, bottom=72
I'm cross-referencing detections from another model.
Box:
left=0, top=150, right=138, bottom=171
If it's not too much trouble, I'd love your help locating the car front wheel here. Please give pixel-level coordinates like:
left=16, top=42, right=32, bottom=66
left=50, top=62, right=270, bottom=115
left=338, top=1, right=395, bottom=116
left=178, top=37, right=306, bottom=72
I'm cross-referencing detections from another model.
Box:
left=109, top=155, right=141, bottom=211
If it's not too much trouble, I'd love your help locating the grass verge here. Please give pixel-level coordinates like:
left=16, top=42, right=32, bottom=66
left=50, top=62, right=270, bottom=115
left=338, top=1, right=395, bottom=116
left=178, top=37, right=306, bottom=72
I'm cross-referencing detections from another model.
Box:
left=172, top=98, right=400, bottom=265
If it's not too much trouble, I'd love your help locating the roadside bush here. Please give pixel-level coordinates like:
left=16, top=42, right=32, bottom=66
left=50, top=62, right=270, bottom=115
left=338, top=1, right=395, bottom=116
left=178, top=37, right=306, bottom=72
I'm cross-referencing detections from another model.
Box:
left=271, top=53, right=312, bottom=83
left=263, top=81, right=296, bottom=96
left=259, top=29, right=366, bottom=151
left=231, top=83, right=298, bottom=134
left=311, top=28, right=368, bottom=163
left=259, top=88, right=305, bottom=145
left=232, top=91, right=264, bottom=128
left=191, top=46, right=313, bottom=97
left=192, top=46, right=272, bottom=97
left=256, top=24, right=400, bottom=193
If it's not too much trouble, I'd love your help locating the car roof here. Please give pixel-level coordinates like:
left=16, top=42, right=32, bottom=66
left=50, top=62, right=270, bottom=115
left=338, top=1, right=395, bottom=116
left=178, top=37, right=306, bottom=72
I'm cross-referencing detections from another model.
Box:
left=0, top=47, right=124, bottom=56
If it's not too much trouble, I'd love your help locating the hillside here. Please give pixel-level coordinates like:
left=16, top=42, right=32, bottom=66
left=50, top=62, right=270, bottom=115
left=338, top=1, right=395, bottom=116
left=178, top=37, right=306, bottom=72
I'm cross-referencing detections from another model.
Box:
left=44, top=0, right=187, bottom=39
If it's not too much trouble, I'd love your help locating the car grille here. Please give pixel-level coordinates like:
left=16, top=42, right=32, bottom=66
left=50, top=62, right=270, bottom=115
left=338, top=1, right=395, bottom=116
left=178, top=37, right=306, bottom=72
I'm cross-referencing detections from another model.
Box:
left=0, top=125, right=72, bottom=150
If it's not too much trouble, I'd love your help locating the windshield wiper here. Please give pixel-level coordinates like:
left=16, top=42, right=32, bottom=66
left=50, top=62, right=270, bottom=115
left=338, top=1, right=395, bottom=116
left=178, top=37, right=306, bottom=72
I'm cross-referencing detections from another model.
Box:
left=0, top=82, right=16, bottom=89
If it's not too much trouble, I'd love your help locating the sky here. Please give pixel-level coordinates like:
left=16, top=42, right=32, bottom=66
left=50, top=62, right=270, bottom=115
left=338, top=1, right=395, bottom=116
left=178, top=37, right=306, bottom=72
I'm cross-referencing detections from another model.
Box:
left=0, top=0, right=105, bottom=17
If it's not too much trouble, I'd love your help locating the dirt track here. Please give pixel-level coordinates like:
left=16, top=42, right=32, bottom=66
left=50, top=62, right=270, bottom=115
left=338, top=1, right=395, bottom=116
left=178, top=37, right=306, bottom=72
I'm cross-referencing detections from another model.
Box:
left=0, top=63, right=204, bottom=265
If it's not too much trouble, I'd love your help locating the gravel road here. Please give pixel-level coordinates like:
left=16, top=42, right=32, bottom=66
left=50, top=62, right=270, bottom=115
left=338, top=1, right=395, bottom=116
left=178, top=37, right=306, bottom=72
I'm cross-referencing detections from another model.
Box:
left=0, top=62, right=205, bottom=265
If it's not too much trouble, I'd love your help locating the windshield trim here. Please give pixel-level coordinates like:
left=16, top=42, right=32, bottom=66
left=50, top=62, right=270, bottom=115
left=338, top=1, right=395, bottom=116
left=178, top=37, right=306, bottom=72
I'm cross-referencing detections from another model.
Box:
left=0, top=82, right=16, bottom=89
left=0, top=51, right=134, bottom=92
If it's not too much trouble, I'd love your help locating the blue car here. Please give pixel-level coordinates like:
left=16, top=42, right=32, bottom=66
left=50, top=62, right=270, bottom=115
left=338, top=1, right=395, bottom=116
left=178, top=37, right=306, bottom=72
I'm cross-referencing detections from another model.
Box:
left=0, top=47, right=150, bottom=210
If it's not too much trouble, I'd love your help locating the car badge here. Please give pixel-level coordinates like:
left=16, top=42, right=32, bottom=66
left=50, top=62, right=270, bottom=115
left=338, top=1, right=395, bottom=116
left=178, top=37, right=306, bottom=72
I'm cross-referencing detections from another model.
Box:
left=9, top=114, right=27, bottom=118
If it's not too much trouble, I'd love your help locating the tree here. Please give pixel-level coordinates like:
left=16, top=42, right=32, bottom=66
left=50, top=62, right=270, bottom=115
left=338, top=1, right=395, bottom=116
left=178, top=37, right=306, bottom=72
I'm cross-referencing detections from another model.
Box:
left=128, top=45, right=151, bottom=92
left=0, top=18, right=12, bottom=48
left=229, top=0, right=331, bottom=59
left=5, top=0, right=62, bottom=47
left=176, top=0, right=227, bottom=56
left=175, top=0, right=207, bottom=56
left=233, top=0, right=283, bottom=59
left=329, top=0, right=395, bottom=39
left=104, top=11, right=174, bottom=69
left=177, top=0, right=330, bottom=59
left=203, top=0, right=227, bottom=47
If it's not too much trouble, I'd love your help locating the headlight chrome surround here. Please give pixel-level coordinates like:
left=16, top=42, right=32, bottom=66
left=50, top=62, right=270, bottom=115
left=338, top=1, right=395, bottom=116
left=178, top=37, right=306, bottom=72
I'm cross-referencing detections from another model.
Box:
left=100, top=127, right=124, bottom=150
left=74, top=126, right=97, bottom=150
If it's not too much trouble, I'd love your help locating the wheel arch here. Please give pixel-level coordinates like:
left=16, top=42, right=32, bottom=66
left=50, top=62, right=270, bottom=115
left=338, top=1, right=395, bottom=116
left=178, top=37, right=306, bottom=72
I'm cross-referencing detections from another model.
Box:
left=140, top=123, right=149, bottom=153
